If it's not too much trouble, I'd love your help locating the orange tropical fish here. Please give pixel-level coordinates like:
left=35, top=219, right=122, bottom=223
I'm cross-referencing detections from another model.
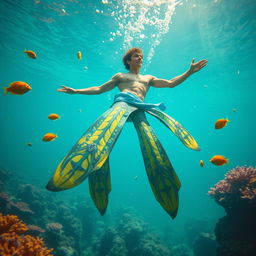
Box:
left=42, top=133, right=57, bottom=142
left=77, top=51, right=82, bottom=60
left=4, top=81, right=32, bottom=95
left=215, top=118, right=229, bottom=129
left=200, top=160, right=204, bottom=167
left=210, top=155, right=229, bottom=166
left=24, top=50, right=37, bottom=59
left=48, top=113, right=60, bottom=120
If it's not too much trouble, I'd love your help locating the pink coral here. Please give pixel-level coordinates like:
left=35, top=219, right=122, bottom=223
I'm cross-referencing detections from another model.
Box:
left=208, top=166, right=256, bottom=209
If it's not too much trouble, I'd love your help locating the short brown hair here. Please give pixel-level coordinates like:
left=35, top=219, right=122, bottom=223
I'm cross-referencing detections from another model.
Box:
left=122, top=48, right=143, bottom=70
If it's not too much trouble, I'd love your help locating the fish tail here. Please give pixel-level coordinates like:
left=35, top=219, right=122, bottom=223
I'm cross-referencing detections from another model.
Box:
left=3, top=87, right=9, bottom=95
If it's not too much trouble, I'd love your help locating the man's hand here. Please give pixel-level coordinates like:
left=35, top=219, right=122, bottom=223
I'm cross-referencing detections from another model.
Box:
left=189, top=58, right=208, bottom=74
left=57, top=85, right=77, bottom=94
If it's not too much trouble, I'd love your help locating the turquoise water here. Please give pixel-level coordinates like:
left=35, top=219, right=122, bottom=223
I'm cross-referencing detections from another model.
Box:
left=0, top=0, right=255, bottom=252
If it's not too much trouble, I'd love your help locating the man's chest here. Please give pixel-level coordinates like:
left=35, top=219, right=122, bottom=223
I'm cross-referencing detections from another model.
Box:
left=120, top=74, right=151, bottom=85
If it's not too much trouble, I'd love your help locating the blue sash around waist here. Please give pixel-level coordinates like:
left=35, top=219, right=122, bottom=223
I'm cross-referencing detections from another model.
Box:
left=113, top=92, right=166, bottom=111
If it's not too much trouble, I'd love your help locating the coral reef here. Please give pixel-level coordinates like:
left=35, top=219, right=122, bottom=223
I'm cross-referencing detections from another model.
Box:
left=209, top=166, right=256, bottom=256
left=0, top=169, right=93, bottom=256
left=1, top=168, right=183, bottom=256
left=208, top=166, right=256, bottom=212
left=27, top=224, right=45, bottom=236
left=184, top=218, right=212, bottom=247
left=92, top=212, right=171, bottom=256
left=0, top=213, right=53, bottom=256
left=193, top=232, right=217, bottom=256
left=170, top=243, right=193, bottom=256
left=0, top=191, right=34, bottom=223
left=0, top=214, right=28, bottom=234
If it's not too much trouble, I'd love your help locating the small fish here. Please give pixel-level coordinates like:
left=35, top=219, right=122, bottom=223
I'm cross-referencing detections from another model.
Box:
left=26, top=142, right=33, bottom=147
left=4, top=81, right=32, bottom=95
left=133, top=175, right=138, bottom=180
left=210, top=155, right=229, bottom=166
left=24, top=50, right=37, bottom=59
left=42, top=133, right=57, bottom=142
left=215, top=118, right=229, bottom=129
left=237, top=70, right=240, bottom=75
left=232, top=108, right=237, bottom=113
left=200, top=160, right=204, bottom=167
left=48, top=113, right=60, bottom=120
left=77, top=51, right=82, bottom=60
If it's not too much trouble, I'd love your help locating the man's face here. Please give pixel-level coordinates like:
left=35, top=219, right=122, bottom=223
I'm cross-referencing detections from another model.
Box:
left=128, top=52, right=143, bottom=68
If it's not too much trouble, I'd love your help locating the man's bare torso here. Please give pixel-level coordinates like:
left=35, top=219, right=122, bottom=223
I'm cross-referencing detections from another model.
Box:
left=115, top=73, right=154, bottom=101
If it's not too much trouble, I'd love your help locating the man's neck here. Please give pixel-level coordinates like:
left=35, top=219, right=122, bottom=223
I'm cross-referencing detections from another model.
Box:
left=129, top=66, right=140, bottom=75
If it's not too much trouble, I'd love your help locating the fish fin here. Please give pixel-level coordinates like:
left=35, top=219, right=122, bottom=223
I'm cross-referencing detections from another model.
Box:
left=132, top=110, right=180, bottom=219
left=3, top=87, right=9, bottom=95
left=147, top=108, right=200, bottom=151
left=88, top=158, right=111, bottom=215
left=46, top=102, right=137, bottom=191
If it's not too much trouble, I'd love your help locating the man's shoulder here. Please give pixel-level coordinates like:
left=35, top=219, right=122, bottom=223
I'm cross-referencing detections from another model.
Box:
left=142, top=74, right=156, bottom=83
left=143, top=74, right=156, bottom=79
left=112, top=72, right=124, bottom=80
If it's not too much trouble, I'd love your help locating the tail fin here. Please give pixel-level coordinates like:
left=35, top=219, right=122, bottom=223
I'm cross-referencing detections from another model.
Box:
left=3, top=87, right=9, bottom=95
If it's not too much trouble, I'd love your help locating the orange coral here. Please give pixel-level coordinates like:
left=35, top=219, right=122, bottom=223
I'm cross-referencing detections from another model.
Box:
left=0, top=213, right=53, bottom=256
left=0, top=213, right=28, bottom=234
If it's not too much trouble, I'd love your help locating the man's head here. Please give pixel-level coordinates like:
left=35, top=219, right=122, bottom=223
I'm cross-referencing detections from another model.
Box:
left=122, top=48, right=143, bottom=70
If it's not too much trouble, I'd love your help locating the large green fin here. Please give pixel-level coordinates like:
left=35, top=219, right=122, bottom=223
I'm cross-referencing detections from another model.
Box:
left=131, top=110, right=181, bottom=219
left=147, top=108, right=200, bottom=151
left=88, top=157, right=111, bottom=216
left=46, top=102, right=137, bottom=191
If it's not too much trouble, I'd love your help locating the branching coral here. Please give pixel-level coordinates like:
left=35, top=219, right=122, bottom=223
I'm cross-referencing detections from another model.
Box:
left=0, top=213, right=53, bottom=256
left=208, top=166, right=256, bottom=210
left=0, top=214, right=28, bottom=234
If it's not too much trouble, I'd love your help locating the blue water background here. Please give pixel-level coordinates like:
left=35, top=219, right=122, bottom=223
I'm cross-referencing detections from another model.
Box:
left=0, top=0, right=255, bottom=236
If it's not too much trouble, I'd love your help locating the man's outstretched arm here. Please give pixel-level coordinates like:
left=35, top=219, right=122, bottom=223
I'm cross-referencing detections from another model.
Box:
left=57, top=73, right=120, bottom=95
left=151, top=59, right=208, bottom=88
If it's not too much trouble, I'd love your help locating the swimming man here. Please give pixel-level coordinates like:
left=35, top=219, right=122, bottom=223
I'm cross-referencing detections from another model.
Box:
left=57, top=48, right=207, bottom=100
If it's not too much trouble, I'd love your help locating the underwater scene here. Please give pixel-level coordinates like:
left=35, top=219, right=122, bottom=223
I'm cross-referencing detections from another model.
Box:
left=0, top=0, right=255, bottom=255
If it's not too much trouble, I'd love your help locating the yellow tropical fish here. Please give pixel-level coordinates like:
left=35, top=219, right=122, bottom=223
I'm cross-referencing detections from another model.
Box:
left=77, top=51, right=82, bottom=60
